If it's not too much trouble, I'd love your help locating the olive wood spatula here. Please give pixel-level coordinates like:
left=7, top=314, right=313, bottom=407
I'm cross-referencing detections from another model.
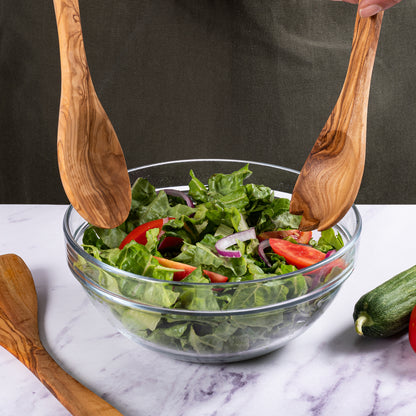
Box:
left=289, top=8, right=383, bottom=231
left=0, top=254, right=123, bottom=416
left=54, top=0, right=131, bottom=229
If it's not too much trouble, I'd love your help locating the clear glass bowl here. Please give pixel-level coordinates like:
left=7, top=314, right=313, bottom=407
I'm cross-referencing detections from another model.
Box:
left=63, top=159, right=362, bottom=363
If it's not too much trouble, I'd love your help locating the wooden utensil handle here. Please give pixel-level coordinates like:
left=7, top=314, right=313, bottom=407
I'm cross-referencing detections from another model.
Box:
left=28, top=345, right=123, bottom=415
left=335, top=11, right=383, bottom=118
left=53, top=0, right=87, bottom=73
left=309, top=11, right=383, bottom=181
left=290, top=10, right=383, bottom=231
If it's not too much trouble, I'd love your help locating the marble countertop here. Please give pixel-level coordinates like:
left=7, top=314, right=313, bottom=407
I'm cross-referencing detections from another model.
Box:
left=1, top=204, right=416, bottom=416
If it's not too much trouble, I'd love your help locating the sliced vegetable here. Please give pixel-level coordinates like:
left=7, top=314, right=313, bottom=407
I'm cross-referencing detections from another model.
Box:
left=157, top=236, right=183, bottom=252
left=154, top=256, right=195, bottom=280
left=154, top=256, right=228, bottom=283
left=354, top=265, right=416, bottom=337
left=119, top=217, right=173, bottom=249
left=202, top=270, right=229, bottom=283
left=215, top=228, right=256, bottom=258
left=258, top=230, right=312, bottom=244
left=410, top=305, right=416, bottom=353
left=325, top=250, right=336, bottom=258
left=313, top=251, right=346, bottom=278
left=163, top=189, right=195, bottom=208
left=258, top=240, right=272, bottom=267
left=80, top=165, right=349, bottom=356
left=269, top=238, right=325, bottom=269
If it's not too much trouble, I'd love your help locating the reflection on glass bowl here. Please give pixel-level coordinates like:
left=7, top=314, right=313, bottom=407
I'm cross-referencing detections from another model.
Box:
left=63, top=159, right=361, bottom=363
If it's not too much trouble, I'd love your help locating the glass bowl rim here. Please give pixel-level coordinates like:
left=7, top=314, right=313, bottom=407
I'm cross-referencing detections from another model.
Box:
left=63, top=158, right=362, bottom=313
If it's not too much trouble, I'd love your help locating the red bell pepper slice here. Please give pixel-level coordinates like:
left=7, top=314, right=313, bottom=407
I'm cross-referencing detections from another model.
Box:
left=119, top=217, right=174, bottom=249
left=157, top=236, right=183, bottom=252
left=203, top=270, right=229, bottom=283
left=154, top=257, right=196, bottom=280
left=154, top=256, right=228, bottom=283
left=258, top=230, right=312, bottom=244
left=269, top=238, right=325, bottom=269
left=409, top=304, right=416, bottom=353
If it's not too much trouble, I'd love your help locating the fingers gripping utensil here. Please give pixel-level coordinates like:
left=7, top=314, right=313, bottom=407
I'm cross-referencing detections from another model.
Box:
left=54, top=0, right=131, bottom=229
left=0, top=254, right=123, bottom=415
left=289, top=9, right=383, bottom=231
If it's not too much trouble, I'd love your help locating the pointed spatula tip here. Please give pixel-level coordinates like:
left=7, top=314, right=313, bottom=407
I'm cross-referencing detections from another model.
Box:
left=290, top=201, right=345, bottom=232
left=289, top=192, right=343, bottom=232
left=75, top=198, right=131, bottom=229
left=289, top=192, right=320, bottom=231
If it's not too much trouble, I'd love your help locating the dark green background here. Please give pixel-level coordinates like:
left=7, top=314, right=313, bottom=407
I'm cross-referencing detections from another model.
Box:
left=1, top=0, right=415, bottom=204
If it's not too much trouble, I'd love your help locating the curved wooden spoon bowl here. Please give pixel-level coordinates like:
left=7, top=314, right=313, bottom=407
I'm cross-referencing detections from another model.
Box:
left=0, top=254, right=123, bottom=416
left=54, top=0, right=131, bottom=229
left=289, top=10, right=383, bottom=231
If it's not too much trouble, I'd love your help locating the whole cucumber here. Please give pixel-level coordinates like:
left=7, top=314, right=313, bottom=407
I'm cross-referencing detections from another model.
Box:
left=353, top=265, right=416, bottom=337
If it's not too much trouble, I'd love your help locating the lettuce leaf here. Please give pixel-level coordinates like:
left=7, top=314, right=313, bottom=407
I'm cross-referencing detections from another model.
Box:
left=311, top=228, right=344, bottom=252
left=79, top=164, right=343, bottom=356
left=208, top=164, right=252, bottom=196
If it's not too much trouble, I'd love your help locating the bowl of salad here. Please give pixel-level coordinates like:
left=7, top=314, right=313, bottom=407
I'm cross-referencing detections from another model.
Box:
left=64, top=159, right=361, bottom=363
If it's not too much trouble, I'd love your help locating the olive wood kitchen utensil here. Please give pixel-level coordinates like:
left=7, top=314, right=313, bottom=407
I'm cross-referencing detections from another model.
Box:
left=54, top=0, right=131, bottom=229
left=0, top=254, right=123, bottom=416
left=289, top=9, right=383, bottom=231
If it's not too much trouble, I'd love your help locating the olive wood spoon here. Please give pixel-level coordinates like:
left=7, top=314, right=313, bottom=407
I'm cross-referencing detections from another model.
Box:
left=0, top=254, right=123, bottom=415
left=54, top=0, right=131, bottom=229
left=289, top=9, right=383, bottom=231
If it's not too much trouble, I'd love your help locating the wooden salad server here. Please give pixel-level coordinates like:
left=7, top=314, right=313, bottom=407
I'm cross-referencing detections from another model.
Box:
left=289, top=7, right=383, bottom=231
left=0, top=254, right=124, bottom=416
left=54, top=0, right=131, bottom=229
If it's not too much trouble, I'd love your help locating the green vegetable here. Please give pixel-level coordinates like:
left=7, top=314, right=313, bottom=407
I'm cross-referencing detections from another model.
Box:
left=353, top=265, right=416, bottom=337
left=77, top=164, right=345, bottom=355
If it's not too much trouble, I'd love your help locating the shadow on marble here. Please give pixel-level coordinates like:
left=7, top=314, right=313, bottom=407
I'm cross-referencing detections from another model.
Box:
left=324, top=324, right=407, bottom=353
left=30, top=267, right=51, bottom=338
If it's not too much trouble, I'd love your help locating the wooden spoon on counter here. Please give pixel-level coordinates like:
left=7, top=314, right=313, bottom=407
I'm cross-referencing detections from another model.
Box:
left=54, top=0, right=131, bottom=229
left=0, top=254, right=123, bottom=416
left=289, top=9, right=383, bottom=231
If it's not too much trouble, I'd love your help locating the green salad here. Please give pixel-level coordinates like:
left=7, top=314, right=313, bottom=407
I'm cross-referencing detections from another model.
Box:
left=78, top=164, right=345, bottom=355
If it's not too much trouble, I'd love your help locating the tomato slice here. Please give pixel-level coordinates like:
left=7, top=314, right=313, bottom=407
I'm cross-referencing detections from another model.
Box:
left=258, top=230, right=312, bottom=244
left=154, top=256, right=228, bottom=282
left=119, top=217, right=173, bottom=249
left=269, top=238, right=325, bottom=269
left=409, top=304, right=416, bottom=353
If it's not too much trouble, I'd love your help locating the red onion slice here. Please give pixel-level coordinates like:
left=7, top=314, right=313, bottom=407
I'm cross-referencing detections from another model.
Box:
left=162, top=189, right=195, bottom=208
left=215, top=228, right=256, bottom=258
left=325, top=249, right=336, bottom=258
left=258, top=239, right=272, bottom=267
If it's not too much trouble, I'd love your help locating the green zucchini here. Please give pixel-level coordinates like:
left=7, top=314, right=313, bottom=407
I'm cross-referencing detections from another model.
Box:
left=353, top=265, right=416, bottom=337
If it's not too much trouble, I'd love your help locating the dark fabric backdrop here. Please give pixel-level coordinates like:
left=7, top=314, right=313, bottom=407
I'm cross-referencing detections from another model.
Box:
left=1, top=0, right=415, bottom=204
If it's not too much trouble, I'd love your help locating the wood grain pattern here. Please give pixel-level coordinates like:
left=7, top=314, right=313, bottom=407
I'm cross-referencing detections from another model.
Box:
left=289, top=10, right=383, bottom=231
left=0, top=254, right=124, bottom=415
left=54, top=0, right=131, bottom=229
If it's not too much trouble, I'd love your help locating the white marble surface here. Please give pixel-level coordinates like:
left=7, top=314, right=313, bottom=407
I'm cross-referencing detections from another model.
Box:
left=1, top=204, right=416, bottom=416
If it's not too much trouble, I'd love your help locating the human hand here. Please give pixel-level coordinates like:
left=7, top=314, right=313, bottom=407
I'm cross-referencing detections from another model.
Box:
left=332, top=0, right=403, bottom=17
